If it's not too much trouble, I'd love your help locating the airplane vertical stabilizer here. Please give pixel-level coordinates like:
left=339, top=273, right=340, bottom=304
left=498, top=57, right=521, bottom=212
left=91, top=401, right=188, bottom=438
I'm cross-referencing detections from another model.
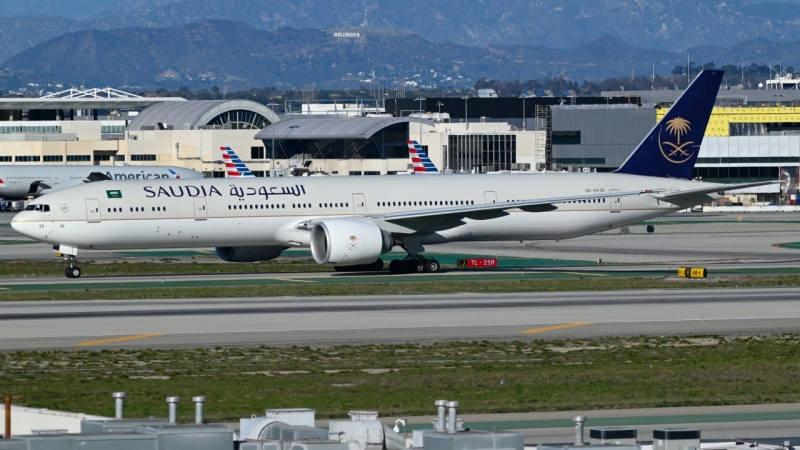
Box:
left=221, top=147, right=255, bottom=178
left=615, top=70, right=724, bottom=179
left=407, top=140, right=439, bottom=173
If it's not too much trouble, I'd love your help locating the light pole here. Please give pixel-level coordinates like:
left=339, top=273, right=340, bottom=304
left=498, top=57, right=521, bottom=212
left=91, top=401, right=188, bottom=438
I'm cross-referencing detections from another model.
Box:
left=267, top=102, right=279, bottom=177
left=414, top=97, right=425, bottom=143
left=283, top=124, right=300, bottom=177
left=461, top=95, right=469, bottom=131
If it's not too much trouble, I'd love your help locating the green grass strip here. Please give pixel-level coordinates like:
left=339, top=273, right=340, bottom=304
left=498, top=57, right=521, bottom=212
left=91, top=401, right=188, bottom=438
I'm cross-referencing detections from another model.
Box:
left=4, top=335, right=800, bottom=422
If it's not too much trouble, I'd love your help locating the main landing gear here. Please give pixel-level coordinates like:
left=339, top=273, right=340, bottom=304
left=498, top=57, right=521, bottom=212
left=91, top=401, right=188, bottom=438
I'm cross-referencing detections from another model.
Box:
left=388, top=257, right=440, bottom=274
left=64, top=256, right=82, bottom=279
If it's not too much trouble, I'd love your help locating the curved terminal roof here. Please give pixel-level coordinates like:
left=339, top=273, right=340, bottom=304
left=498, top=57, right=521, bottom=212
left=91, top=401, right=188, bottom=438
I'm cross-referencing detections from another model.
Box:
left=128, top=100, right=281, bottom=131
left=254, top=117, right=432, bottom=140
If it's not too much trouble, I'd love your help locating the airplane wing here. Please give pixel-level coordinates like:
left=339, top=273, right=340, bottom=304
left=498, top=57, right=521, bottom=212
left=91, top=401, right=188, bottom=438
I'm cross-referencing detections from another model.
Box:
left=85, top=172, right=112, bottom=182
left=370, top=190, right=643, bottom=230
left=649, top=180, right=781, bottom=201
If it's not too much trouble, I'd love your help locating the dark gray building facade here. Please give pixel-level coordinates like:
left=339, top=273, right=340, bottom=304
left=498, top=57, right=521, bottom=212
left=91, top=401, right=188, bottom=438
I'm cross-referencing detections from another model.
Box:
left=551, top=105, right=655, bottom=171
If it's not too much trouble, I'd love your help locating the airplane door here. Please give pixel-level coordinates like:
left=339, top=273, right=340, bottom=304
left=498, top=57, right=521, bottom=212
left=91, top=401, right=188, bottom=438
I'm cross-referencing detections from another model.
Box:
left=609, top=189, right=621, bottom=213
left=352, top=193, right=366, bottom=215
left=484, top=191, right=497, bottom=204
left=193, top=197, right=207, bottom=220
left=85, top=199, right=101, bottom=223
left=53, top=173, right=61, bottom=185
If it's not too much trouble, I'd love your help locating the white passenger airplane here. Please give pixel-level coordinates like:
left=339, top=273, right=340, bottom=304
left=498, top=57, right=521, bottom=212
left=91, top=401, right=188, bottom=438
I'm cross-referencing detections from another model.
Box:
left=0, top=165, right=203, bottom=200
left=12, top=71, right=776, bottom=278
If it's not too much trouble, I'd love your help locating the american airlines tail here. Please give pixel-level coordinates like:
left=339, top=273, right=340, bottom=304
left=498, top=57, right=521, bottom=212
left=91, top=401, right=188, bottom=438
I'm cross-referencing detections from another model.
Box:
left=221, top=147, right=255, bottom=178
left=407, top=140, right=439, bottom=173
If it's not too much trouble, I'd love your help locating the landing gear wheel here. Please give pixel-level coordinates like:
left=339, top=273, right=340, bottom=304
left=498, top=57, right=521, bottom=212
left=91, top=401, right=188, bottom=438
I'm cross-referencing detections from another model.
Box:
left=425, top=259, right=440, bottom=273
left=389, top=260, right=402, bottom=274
left=414, top=260, right=425, bottom=273
left=65, top=266, right=81, bottom=279
left=370, top=258, right=384, bottom=271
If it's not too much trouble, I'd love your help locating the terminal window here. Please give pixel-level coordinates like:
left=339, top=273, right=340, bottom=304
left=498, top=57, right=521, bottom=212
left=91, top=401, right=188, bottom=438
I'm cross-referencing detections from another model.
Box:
left=363, top=171, right=380, bottom=175
left=101, top=125, right=126, bottom=134
left=349, top=171, right=362, bottom=176
left=43, top=155, right=64, bottom=162
left=130, top=154, right=157, bottom=161
left=0, top=156, right=10, bottom=162
left=67, top=155, right=91, bottom=162
left=552, top=131, right=581, bottom=145
left=95, top=155, right=112, bottom=161
left=15, top=156, right=40, bottom=162
left=251, top=147, right=265, bottom=159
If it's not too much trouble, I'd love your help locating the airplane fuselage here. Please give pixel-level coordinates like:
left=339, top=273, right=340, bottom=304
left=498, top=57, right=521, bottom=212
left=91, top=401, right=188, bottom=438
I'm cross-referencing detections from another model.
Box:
left=0, top=165, right=204, bottom=199
left=11, top=173, right=711, bottom=251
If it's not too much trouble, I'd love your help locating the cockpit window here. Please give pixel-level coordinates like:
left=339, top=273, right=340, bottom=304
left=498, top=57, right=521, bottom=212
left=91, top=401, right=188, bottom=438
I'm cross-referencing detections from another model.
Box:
left=24, top=204, right=50, bottom=212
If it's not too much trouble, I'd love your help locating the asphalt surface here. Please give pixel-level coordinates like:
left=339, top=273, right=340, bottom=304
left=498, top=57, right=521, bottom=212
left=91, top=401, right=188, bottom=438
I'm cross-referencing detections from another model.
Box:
left=2, top=287, right=799, bottom=351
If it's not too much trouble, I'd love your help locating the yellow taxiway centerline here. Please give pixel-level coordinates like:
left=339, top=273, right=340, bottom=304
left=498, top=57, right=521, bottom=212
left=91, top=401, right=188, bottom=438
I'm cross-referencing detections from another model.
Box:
left=76, top=333, right=164, bottom=347
left=521, top=322, right=592, bottom=334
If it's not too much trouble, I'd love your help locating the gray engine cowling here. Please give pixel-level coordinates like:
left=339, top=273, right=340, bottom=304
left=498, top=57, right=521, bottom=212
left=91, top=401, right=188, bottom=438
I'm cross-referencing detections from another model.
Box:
left=215, top=246, right=285, bottom=262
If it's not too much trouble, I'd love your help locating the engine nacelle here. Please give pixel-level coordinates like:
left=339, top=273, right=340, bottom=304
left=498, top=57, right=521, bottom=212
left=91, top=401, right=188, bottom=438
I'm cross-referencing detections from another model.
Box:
left=215, top=246, right=285, bottom=262
left=310, top=219, right=392, bottom=265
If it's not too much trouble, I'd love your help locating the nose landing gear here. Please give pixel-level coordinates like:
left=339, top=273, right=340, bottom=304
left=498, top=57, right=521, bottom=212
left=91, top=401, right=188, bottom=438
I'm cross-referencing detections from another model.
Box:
left=62, top=254, right=81, bottom=279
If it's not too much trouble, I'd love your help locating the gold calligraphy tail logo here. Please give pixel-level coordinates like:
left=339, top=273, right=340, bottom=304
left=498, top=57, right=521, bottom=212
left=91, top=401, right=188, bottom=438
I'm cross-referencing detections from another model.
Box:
left=660, top=117, right=695, bottom=164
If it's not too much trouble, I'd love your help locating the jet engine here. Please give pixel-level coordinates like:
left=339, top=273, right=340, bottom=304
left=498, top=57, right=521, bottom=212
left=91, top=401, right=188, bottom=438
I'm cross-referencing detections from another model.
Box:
left=215, top=246, right=285, bottom=262
left=310, top=219, right=393, bottom=265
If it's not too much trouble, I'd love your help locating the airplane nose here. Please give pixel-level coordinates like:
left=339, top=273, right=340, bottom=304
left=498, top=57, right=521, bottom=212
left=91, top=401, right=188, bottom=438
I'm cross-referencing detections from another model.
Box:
left=10, top=214, right=28, bottom=236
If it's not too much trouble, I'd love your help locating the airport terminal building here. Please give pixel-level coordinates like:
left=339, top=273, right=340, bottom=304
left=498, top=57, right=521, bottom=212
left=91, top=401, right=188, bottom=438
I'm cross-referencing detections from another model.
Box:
left=1, top=87, right=799, bottom=201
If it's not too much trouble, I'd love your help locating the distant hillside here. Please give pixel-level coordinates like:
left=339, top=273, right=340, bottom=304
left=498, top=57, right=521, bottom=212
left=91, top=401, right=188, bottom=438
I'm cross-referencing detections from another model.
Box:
left=3, top=21, right=800, bottom=91
left=0, top=22, right=683, bottom=90
left=83, top=0, right=800, bottom=52
left=3, top=0, right=800, bottom=62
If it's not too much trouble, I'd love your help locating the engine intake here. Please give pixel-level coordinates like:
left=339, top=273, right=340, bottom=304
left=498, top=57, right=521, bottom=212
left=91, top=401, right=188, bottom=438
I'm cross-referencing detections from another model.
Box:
left=310, top=219, right=392, bottom=265
left=215, top=246, right=285, bottom=262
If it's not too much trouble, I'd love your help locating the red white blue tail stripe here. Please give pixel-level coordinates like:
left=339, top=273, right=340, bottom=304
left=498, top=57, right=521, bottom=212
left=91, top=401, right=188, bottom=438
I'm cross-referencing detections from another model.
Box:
left=221, top=147, right=255, bottom=178
left=408, top=140, right=439, bottom=173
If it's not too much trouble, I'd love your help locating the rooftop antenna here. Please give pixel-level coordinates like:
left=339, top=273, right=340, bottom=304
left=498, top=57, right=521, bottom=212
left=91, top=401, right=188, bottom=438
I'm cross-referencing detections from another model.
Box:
left=652, top=63, right=655, bottom=90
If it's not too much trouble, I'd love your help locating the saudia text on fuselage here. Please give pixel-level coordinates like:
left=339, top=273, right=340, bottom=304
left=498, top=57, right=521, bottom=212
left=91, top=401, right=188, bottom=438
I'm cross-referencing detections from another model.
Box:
left=142, top=183, right=307, bottom=200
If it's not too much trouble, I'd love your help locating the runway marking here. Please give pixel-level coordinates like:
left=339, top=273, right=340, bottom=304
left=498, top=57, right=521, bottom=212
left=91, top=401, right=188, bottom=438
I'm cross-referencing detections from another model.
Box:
left=0, top=287, right=8, bottom=290
left=76, top=333, right=164, bottom=347
left=521, top=322, right=592, bottom=334
left=275, top=278, right=317, bottom=283
left=561, top=272, right=608, bottom=277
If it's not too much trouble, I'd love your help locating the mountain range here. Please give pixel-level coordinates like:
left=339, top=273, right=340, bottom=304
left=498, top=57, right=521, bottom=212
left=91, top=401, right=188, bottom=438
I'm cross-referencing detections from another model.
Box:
left=3, top=21, right=800, bottom=91
left=2, top=0, right=800, bottom=63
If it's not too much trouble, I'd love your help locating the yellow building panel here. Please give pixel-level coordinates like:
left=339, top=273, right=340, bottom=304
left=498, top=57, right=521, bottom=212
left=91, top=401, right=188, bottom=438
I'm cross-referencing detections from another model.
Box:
left=656, top=106, right=800, bottom=137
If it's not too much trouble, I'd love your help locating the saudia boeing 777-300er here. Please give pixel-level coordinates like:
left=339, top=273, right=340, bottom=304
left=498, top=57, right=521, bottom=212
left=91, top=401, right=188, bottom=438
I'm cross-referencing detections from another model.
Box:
left=12, top=71, right=778, bottom=278
left=0, top=165, right=203, bottom=200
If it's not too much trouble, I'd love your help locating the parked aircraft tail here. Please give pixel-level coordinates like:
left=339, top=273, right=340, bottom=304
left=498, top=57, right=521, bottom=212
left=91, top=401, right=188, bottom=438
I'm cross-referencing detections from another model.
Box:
left=221, top=147, right=255, bottom=178
left=407, top=140, right=439, bottom=173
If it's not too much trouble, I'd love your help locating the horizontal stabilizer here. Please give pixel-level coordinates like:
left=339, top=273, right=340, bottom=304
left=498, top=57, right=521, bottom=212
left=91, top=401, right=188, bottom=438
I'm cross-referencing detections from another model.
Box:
left=649, top=181, right=781, bottom=201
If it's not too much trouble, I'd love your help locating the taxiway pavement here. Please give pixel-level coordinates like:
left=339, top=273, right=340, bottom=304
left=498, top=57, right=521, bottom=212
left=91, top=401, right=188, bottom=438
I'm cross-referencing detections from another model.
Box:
left=2, top=287, right=799, bottom=351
